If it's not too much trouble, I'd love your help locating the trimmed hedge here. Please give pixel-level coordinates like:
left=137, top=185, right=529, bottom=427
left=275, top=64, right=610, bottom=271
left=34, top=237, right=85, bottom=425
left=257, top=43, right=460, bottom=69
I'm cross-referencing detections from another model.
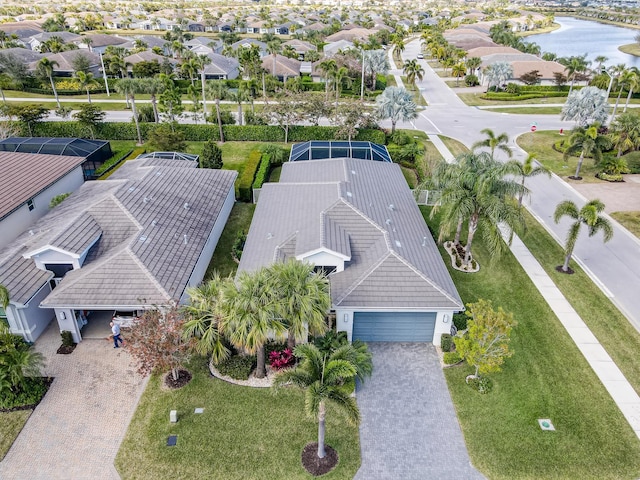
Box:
left=238, top=150, right=263, bottom=202
left=252, top=153, right=271, bottom=190
left=481, top=91, right=568, bottom=101
left=215, top=354, right=256, bottom=380
left=22, top=121, right=386, bottom=144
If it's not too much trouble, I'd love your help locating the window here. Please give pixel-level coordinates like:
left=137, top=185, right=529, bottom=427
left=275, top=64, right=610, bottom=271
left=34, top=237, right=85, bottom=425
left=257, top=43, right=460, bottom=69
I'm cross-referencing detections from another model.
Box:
left=27, top=199, right=35, bottom=211
left=314, top=266, right=336, bottom=275
left=44, top=263, right=74, bottom=278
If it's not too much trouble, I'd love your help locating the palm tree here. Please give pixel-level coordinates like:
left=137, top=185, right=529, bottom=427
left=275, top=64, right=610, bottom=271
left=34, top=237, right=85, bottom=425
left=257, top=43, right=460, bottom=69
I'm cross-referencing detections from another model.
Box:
left=318, top=58, right=337, bottom=101
left=451, top=62, right=466, bottom=86
left=553, top=199, right=613, bottom=273
left=612, top=68, right=633, bottom=119
left=623, top=67, right=640, bottom=113
left=272, top=343, right=372, bottom=459
left=181, top=57, right=199, bottom=86
left=198, top=55, right=212, bottom=116
left=266, top=40, right=282, bottom=79
left=36, top=58, right=61, bottom=108
left=115, top=78, right=143, bottom=144
left=206, top=80, right=228, bottom=142
left=0, top=284, right=9, bottom=310
left=507, top=154, right=551, bottom=207
left=402, top=59, right=425, bottom=90
left=563, top=123, right=612, bottom=179
left=331, top=66, right=351, bottom=106
left=594, top=55, right=608, bottom=71
left=609, top=111, right=640, bottom=157
left=466, top=57, right=481, bottom=76
left=561, top=86, right=610, bottom=127
left=472, top=128, right=513, bottom=159
left=0, top=335, right=44, bottom=393
left=431, top=152, right=528, bottom=266
left=375, top=86, right=418, bottom=134
left=268, top=260, right=330, bottom=350
left=75, top=71, right=98, bottom=104
left=363, top=50, right=389, bottom=92
left=221, top=268, right=286, bottom=379
left=141, top=77, right=165, bottom=123
left=562, top=55, right=589, bottom=95
left=229, top=84, right=251, bottom=126
left=182, top=274, right=231, bottom=365
left=483, top=61, right=513, bottom=91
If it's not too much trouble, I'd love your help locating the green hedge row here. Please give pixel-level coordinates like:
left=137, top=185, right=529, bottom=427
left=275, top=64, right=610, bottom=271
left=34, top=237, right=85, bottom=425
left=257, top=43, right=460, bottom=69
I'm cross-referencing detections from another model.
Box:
left=27, top=122, right=386, bottom=144
left=252, top=153, right=271, bottom=190
left=481, top=91, right=568, bottom=101
left=238, top=150, right=263, bottom=202
left=22, top=87, right=109, bottom=96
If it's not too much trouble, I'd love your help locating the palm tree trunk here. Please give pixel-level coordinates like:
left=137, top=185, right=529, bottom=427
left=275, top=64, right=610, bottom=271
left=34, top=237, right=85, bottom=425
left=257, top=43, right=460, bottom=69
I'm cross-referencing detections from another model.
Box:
left=574, top=151, right=585, bottom=179
left=130, top=96, right=142, bottom=145
left=0, top=87, right=5, bottom=104
left=325, top=76, right=329, bottom=100
left=237, top=103, right=243, bottom=126
left=624, top=87, right=634, bottom=113
left=151, top=95, right=159, bottom=123
left=49, top=75, right=60, bottom=108
left=454, top=218, right=463, bottom=245
left=568, top=78, right=575, bottom=96
left=86, top=88, right=92, bottom=104
left=215, top=100, right=224, bottom=143
left=172, top=367, right=179, bottom=381
left=255, top=344, right=266, bottom=379
left=518, top=178, right=525, bottom=207
left=562, top=249, right=573, bottom=272
left=262, top=72, right=267, bottom=101
left=391, top=119, right=396, bottom=134
left=287, top=331, right=295, bottom=350
left=612, top=89, right=623, bottom=119
left=464, top=215, right=478, bottom=265
left=201, top=71, right=208, bottom=116
left=317, top=401, right=326, bottom=459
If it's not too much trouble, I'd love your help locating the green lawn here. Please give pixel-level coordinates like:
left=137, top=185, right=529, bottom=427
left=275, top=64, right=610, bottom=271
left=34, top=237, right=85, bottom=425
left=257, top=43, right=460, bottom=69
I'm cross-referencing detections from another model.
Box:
left=115, top=357, right=360, bottom=480
left=517, top=131, right=605, bottom=183
left=206, top=202, right=255, bottom=279
left=620, top=43, right=640, bottom=57
left=439, top=135, right=469, bottom=157
left=422, top=207, right=640, bottom=479
left=487, top=106, right=563, bottom=115
left=611, top=211, right=640, bottom=238
left=457, top=93, right=568, bottom=107
left=0, top=410, right=31, bottom=461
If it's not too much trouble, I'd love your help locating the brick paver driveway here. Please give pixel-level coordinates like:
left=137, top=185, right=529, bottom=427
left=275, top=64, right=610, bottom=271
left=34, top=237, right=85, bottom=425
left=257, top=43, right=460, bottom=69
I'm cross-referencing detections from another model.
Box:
left=354, top=343, right=484, bottom=480
left=0, top=321, right=146, bottom=480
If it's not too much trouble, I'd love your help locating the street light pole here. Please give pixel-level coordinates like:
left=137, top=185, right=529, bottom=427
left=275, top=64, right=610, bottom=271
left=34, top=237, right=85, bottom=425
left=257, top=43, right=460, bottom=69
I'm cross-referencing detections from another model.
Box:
left=99, top=51, right=110, bottom=97
left=360, top=48, right=366, bottom=101
left=602, top=67, right=613, bottom=125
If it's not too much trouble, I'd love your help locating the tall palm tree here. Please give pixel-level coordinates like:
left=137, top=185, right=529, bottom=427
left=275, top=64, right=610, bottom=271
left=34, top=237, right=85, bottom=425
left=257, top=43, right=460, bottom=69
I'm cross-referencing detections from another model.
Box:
left=466, top=56, right=482, bottom=76
left=623, top=67, right=640, bottom=113
left=472, top=128, right=513, bottom=159
left=221, top=268, right=286, bottom=379
left=141, top=77, right=165, bottom=123
left=563, top=123, right=612, bottom=179
left=206, top=80, right=228, bottom=142
left=318, top=58, right=337, bottom=101
left=553, top=199, right=613, bottom=273
left=198, top=55, right=212, bottom=116
left=229, top=84, right=251, bottom=126
left=115, top=78, right=143, bottom=144
left=272, top=343, right=371, bottom=459
left=451, top=62, right=466, bottom=86
left=268, top=260, right=330, bottom=350
left=266, top=40, right=281, bottom=79
left=36, top=57, right=61, bottom=108
left=331, top=66, right=351, bottom=106
left=432, top=152, right=528, bottom=266
left=75, top=71, right=98, bottom=104
left=562, top=55, right=589, bottom=95
left=181, top=57, right=199, bottom=86
left=612, top=67, right=633, bottom=119
left=506, top=154, right=551, bottom=207
left=182, top=274, right=231, bottom=365
left=402, top=59, right=425, bottom=90
left=375, top=86, right=418, bottom=134
left=609, top=111, right=640, bottom=157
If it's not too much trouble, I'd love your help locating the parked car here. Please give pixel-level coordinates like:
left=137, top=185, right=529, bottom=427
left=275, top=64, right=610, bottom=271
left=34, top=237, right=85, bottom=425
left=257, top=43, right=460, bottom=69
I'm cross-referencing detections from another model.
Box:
left=112, top=310, right=141, bottom=327
left=417, top=53, right=424, bottom=59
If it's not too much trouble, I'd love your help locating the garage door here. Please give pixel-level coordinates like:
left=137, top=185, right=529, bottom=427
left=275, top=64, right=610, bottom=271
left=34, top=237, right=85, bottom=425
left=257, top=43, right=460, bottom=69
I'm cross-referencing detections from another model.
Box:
left=352, top=312, right=436, bottom=342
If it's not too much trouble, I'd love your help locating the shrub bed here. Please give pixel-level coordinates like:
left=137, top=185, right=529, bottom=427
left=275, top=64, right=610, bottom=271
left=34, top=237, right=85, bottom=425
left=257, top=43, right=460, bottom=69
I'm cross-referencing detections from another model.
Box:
left=215, top=355, right=256, bottom=380
left=252, top=153, right=271, bottom=190
left=440, top=333, right=453, bottom=352
left=0, top=378, right=52, bottom=411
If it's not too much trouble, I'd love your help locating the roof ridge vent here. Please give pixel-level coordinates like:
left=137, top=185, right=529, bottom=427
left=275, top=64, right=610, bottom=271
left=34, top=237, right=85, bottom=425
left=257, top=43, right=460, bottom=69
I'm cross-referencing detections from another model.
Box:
left=385, top=218, right=392, bottom=225
left=388, top=203, right=395, bottom=211
left=267, top=233, right=274, bottom=239
left=143, top=196, right=150, bottom=203
left=183, top=234, right=188, bottom=245
left=422, top=236, right=427, bottom=247
left=183, top=202, right=189, bottom=210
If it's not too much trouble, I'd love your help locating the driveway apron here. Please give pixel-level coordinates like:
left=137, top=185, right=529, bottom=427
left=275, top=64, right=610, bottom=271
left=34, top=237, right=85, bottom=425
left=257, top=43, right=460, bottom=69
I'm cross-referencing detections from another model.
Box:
left=0, top=321, right=146, bottom=480
left=354, top=343, right=484, bottom=480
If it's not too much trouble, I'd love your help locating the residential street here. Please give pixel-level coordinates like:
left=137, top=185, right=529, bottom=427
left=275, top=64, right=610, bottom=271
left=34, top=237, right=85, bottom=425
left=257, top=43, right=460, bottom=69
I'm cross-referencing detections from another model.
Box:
left=395, top=39, right=640, bottom=332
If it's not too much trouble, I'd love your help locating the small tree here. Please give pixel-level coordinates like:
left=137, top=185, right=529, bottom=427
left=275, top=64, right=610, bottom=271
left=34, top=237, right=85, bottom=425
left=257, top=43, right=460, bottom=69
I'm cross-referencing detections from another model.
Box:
left=147, top=124, right=186, bottom=152
left=200, top=139, right=223, bottom=169
left=454, top=299, right=516, bottom=379
left=73, top=104, right=105, bottom=139
left=126, top=306, right=192, bottom=381
left=519, top=70, right=542, bottom=86
left=8, top=105, right=48, bottom=136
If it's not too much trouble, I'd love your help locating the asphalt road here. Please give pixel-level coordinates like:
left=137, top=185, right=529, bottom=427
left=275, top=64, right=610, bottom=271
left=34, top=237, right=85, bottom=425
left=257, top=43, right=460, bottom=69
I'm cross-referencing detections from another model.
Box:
left=399, top=39, right=640, bottom=331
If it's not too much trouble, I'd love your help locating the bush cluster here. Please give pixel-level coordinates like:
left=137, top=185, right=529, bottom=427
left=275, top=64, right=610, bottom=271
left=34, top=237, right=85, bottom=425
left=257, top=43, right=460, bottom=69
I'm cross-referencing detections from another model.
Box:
left=60, top=330, right=75, bottom=347
left=216, top=354, right=256, bottom=380
left=453, top=313, right=468, bottom=331
left=268, top=348, right=295, bottom=370
left=0, top=377, right=49, bottom=410
left=440, top=333, right=453, bottom=352
left=443, top=352, right=462, bottom=365
left=466, top=376, right=493, bottom=394
left=238, top=150, right=263, bottom=202
left=94, top=148, right=133, bottom=176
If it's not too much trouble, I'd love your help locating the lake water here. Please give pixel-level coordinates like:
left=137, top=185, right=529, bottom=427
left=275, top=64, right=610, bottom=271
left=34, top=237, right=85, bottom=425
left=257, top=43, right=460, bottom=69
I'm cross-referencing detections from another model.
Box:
left=523, top=16, right=640, bottom=68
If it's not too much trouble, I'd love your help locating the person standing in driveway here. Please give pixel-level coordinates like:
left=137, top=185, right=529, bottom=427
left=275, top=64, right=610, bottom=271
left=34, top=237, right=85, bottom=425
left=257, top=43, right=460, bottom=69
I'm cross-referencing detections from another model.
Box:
left=110, top=320, right=123, bottom=348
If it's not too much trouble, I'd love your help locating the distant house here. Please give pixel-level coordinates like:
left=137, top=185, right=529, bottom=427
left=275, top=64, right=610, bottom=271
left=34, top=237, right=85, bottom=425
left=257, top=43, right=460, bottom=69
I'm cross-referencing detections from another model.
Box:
left=28, top=32, right=82, bottom=52
left=0, top=151, right=86, bottom=250
left=282, top=39, right=317, bottom=59
left=185, top=37, right=223, bottom=54
left=0, top=47, right=44, bottom=65
left=261, top=54, right=301, bottom=82
left=0, top=22, right=43, bottom=42
left=202, top=53, right=240, bottom=80
left=124, top=50, right=178, bottom=74
left=231, top=39, right=268, bottom=56
left=239, top=154, right=463, bottom=343
left=29, top=50, right=101, bottom=77
left=74, top=33, right=129, bottom=54
left=0, top=156, right=237, bottom=343
left=323, top=39, right=355, bottom=57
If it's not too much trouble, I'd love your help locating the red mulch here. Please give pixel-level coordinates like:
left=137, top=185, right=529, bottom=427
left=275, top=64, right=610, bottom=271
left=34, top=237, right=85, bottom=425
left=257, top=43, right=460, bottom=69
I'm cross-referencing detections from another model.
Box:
left=164, top=369, right=192, bottom=389
left=301, top=442, right=338, bottom=476
left=56, top=344, right=77, bottom=354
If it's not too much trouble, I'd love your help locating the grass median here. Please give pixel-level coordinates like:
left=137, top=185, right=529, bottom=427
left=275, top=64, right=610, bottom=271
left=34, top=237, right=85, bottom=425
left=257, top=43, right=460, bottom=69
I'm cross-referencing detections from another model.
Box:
left=422, top=207, right=640, bottom=479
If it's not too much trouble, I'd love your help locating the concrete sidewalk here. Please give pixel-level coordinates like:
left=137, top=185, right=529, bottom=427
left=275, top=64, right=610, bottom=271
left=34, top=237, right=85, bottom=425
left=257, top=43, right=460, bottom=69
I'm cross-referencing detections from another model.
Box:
left=427, top=135, right=640, bottom=440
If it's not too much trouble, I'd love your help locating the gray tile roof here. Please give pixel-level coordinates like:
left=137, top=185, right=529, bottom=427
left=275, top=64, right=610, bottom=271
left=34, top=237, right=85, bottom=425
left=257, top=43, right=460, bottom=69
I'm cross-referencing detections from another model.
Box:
left=0, top=163, right=236, bottom=310
left=0, top=151, right=86, bottom=220
left=239, top=158, right=462, bottom=311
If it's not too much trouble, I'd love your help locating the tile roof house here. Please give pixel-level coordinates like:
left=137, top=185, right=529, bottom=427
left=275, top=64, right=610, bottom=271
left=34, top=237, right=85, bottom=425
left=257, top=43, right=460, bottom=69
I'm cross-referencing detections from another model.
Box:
left=29, top=50, right=101, bottom=77
left=0, top=152, right=86, bottom=250
left=0, top=157, right=237, bottom=343
left=239, top=156, right=463, bottom=343
left=202, top=53, right=240, bottom=80
left=261, top=54, right=301, bottom=81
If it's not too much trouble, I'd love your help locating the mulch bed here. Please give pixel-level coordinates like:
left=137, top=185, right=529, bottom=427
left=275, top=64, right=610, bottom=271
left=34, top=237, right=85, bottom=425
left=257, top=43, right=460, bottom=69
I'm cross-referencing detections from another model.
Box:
left=301, top=442, right=338, bottom=476
left=0, top=377, right=54, bottom=412
left=164, top=369, right=192, bottom=389
left=56, top=344, right=77, bottom=354
left=555, top=265, right=575, bottom=274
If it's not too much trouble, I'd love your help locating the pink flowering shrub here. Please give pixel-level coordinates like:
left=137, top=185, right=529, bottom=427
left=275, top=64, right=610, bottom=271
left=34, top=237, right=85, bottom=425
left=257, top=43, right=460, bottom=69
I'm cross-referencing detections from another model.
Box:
left=269, top=348, right=294, bottom=370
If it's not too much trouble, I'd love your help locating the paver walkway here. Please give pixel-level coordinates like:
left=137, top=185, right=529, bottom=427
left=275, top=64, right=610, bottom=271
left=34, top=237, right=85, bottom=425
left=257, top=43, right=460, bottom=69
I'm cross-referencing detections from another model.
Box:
left=427, top=132, right=640, bottom=440
left=354, top=343, right=484, bottom=480
left=0, top=321, right=146, bottom=480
